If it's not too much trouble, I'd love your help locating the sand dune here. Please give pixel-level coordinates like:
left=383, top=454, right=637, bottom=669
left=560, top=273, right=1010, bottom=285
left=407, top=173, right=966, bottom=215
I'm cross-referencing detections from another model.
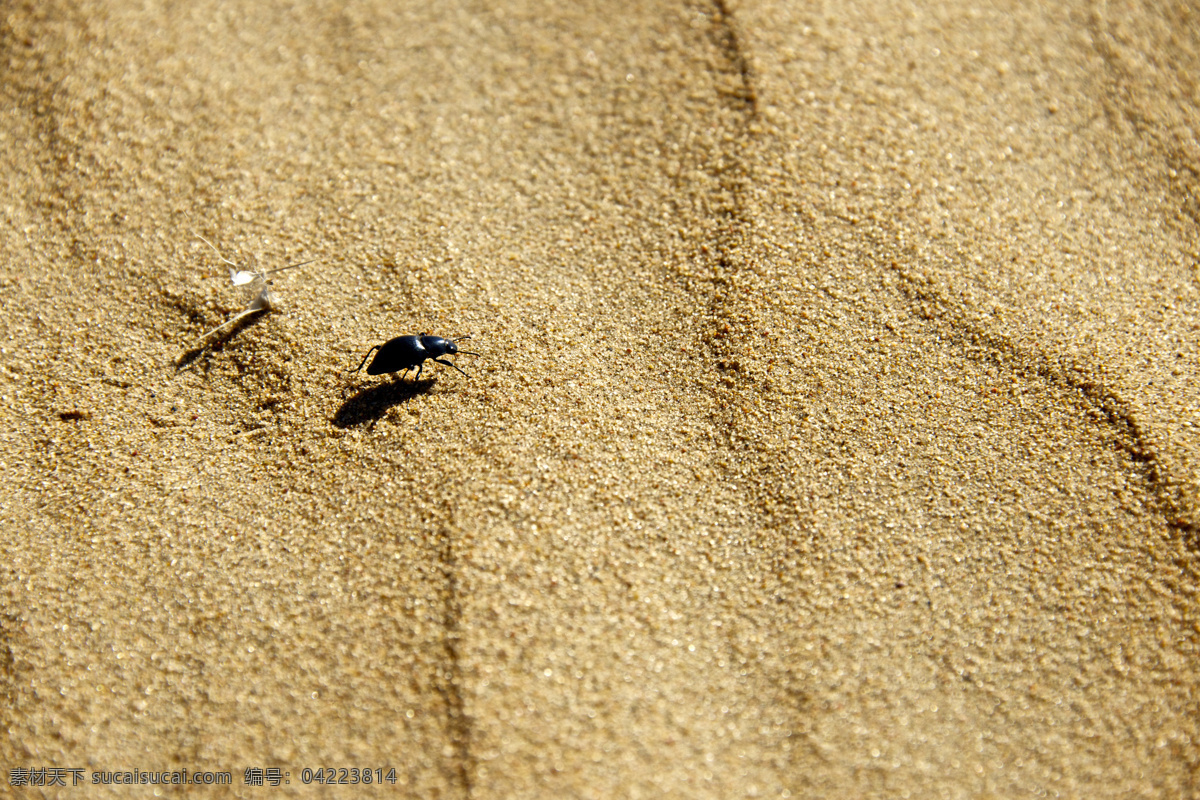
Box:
left=1, top=0, right=1197, bottom=796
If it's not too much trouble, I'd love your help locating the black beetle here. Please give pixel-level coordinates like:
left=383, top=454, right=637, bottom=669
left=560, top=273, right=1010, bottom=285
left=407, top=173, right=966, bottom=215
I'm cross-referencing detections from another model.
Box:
left=354, top=334, right=479, bottom=381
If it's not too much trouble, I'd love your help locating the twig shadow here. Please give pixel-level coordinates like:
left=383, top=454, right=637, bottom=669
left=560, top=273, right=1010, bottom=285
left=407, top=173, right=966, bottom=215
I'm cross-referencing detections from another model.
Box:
left=175, top=310, right=268, bottom=371
left=333, top=378, right=434, bottom=428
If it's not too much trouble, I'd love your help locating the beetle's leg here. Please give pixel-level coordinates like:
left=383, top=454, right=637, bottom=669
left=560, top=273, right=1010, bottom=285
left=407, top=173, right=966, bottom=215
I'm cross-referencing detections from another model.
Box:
left=354, top=345, right=381, bottom=373
left=412, top=362, right=424, bottom=381
left=434, top=357, right=470, bottom=377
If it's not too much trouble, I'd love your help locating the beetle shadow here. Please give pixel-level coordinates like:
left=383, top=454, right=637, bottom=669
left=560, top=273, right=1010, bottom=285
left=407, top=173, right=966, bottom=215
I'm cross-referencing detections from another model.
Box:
left=332, top=378, right=434, bottom=428
left=174, top=310, right=268, bottom=371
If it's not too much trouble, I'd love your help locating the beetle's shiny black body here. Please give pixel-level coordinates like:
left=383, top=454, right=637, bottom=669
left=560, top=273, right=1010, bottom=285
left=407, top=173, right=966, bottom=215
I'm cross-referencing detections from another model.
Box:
left=355, top=334, right=478, bottom=380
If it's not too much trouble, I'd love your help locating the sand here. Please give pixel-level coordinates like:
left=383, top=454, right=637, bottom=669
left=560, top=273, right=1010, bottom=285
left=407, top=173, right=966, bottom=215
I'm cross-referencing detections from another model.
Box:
left=1, top=0, right=1198, bottom=796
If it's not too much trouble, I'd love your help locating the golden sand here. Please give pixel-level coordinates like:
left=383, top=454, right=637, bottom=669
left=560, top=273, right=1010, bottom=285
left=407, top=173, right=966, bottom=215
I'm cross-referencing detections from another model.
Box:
left=1, top=0, right=1197, bottom=796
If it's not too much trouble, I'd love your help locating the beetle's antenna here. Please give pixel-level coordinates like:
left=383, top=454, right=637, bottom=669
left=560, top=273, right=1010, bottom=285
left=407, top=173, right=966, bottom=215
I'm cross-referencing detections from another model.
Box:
left=264, top=259, right=317, bottom=277
left=189, top=286, right=276, bottom=347
left=452, top=335, right=478, bottom=357
left=199, top=233, right=313, bottom=279
left=196, top=233, right=238, bottom=268
left=191, top=307, right=256, bottom=346
left=354, top=345, right=382, bottom=373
